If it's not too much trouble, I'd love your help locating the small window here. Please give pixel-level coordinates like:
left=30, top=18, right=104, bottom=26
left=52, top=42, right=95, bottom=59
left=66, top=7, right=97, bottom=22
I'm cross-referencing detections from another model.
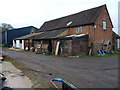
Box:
left=76, top=26, right=82, bottom=33
left=103, top=20, right=107, bottom=30
left=67, top=21, right=72, bottom=26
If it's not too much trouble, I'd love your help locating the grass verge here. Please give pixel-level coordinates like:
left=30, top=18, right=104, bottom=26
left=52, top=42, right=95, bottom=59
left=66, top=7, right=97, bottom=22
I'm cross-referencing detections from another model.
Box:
left=77, top=53, right=119, bottom=58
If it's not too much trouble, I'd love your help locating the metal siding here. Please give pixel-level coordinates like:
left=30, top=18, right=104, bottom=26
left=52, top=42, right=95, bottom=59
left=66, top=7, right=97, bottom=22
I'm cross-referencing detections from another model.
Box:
left=6, top=27, right=36, bottom=46
left=2, top=32, right=5, bottom=44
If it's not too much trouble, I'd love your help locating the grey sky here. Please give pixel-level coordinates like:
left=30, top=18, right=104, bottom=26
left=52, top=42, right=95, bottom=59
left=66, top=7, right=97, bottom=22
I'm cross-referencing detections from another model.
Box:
left=118, top=1, right=120, bottom=35
left=0, top=0, right=119, bottom=33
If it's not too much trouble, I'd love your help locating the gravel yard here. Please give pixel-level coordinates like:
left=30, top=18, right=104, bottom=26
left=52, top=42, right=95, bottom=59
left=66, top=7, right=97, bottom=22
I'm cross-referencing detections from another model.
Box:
left=2, top=48, right=119, bottom=88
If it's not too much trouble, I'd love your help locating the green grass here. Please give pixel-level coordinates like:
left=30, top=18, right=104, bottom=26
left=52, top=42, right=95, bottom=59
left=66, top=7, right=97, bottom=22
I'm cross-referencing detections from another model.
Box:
left=77, top=53, right=119, bottom=58
left=0, top=44, right=4, bottom=47
left=0, top=44, right=9, bottom=48
left=4, top=58, right=26, bottom=70
left=114, top=50, right=120, bottom=52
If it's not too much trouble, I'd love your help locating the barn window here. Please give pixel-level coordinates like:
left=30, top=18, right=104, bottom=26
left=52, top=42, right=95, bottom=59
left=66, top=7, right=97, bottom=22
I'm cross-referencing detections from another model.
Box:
left=67, top=21, right=72, bottom=26
left=76, top=26, right=82, bottom=33
left=102, top=20, right=107, bottom=30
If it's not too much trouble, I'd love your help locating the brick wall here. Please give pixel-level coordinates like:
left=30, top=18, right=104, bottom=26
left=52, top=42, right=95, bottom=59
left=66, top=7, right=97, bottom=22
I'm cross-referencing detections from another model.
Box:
left=67, top=25, right=93, bottom=47
left=60, top=6, right=113, bottom=54
left=93, top=6, right=113, bottom=52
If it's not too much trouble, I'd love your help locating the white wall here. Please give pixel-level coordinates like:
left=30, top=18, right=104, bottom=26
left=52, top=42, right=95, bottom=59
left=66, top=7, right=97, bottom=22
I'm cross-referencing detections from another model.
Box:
left=117, top=39, right=120, bottom=49
left=22, top=40, right=24, bottom=50
left=13, top=40, right=24, bottom=50
left=16, top=40, right=20, bottom=48
left=13, top=40, right=15, bottom=47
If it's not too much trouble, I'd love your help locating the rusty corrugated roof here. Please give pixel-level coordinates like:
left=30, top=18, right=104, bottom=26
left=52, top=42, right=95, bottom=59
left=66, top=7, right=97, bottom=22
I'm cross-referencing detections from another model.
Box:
left=33, top=28, right=67, bottom=40
left=15, top=32, right=43, bottom=40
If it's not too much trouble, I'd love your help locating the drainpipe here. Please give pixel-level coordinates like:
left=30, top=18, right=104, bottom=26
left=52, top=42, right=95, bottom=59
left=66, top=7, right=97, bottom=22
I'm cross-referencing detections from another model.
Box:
left=93, top=25, right=96, bottom=43
left=92, top=24, right=96, bottom=55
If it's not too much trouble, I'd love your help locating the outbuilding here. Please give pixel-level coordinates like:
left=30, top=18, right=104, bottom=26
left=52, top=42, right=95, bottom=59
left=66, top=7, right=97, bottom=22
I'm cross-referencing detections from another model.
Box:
left=35, top=4, right=113, bottom=55
left=2, top=26, right=38, bottom=47
left=112, top=31, right=120, bottom=50
left=53, top=34, right=89, bottom=56
left=13, top=33, right=42, bottom=50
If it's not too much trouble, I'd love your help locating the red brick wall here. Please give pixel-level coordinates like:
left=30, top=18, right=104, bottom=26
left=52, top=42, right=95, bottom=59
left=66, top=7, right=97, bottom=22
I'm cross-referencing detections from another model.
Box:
left=67, top=25, right=93, bottom=47
left=64, top=6, right=113, bottom=53
left=93, top=6, right=113, bottom=51
left=95, top=9, right=112, bottom=39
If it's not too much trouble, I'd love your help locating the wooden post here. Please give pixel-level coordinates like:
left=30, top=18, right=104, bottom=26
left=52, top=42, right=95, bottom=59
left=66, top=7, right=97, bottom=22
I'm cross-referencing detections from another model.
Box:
left=55, top=41, right=60, bottom=55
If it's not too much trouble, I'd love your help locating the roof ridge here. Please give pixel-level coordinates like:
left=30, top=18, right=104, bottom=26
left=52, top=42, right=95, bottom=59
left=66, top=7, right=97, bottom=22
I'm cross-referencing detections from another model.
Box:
left=39, top=4, right=107, bottom=32
left=45, top=4, right=106, bottom=23
left=8, top=26, right=37, bottom=31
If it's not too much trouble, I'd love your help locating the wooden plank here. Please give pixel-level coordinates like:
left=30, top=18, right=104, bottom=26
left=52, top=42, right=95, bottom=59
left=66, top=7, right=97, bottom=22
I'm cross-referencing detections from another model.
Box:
left=0, top=54, right=4, bottom=60
left=55, top=41, right=60, bottom=55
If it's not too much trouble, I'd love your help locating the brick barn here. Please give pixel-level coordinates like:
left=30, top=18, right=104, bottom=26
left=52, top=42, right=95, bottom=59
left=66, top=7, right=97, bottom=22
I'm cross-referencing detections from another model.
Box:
left=14, top=4, right=114, bottom=56
left=32, top=4, right=113, bottom=56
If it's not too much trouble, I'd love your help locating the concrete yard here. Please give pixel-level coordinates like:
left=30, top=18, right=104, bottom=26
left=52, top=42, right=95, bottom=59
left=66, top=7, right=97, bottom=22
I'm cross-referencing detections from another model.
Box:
left=2, top=48, right=119, bottom=88
left=0, top=61, right=33, bottom=88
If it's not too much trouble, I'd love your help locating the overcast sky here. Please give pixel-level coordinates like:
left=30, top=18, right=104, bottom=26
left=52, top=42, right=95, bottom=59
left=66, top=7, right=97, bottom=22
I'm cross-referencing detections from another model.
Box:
left=0, top=0, right=119, bottom=33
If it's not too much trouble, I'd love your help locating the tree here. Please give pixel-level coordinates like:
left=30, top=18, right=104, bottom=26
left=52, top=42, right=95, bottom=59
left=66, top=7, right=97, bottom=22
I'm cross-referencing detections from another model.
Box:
left=0, top=23, right=13, bottom=32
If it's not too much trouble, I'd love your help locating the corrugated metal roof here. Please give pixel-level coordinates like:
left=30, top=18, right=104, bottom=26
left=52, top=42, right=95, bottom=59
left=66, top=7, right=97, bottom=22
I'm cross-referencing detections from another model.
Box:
left=113, top=31, right=120, bottom=38
left=65, top=34, right=86, bottom=38
left=15, top=32, right=43, bottom=40
left=9, top=26, right=38, bottom=31
left=55, top=34, right=88, bottom=40
left=33, top=28, right=67, bottom=40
